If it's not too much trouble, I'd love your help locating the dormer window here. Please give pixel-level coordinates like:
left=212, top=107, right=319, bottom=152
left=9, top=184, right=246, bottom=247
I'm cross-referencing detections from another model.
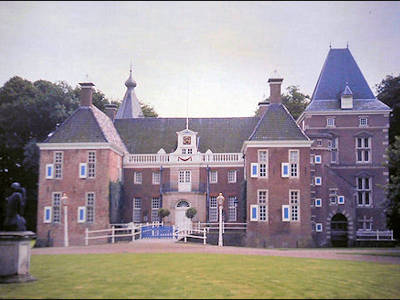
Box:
left=341, top=85, right=353, bottom=109
left=359, top=117, right=368, bottom=127
left=327, top=117, right=335, bottom=127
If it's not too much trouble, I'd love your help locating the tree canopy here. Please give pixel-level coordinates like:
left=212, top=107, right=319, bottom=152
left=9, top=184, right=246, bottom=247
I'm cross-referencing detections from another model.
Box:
left=255, top=85, right=310, bottom=119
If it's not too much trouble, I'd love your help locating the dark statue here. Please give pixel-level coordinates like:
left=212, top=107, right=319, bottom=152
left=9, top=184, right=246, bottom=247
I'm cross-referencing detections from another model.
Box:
left=3, top=182, right=27, bottom=231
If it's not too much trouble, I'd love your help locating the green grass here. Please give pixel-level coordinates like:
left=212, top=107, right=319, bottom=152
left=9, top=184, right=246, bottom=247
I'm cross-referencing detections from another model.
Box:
left=1, top=253, right=400, bottom=299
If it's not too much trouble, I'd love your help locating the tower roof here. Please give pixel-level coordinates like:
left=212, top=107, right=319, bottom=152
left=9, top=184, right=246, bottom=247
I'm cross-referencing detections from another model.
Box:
left=115, top=68, right=144, bottom=119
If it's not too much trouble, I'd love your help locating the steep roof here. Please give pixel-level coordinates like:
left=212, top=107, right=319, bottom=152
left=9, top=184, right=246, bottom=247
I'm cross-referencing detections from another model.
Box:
left=45, top=105, right=127, bottom=152
left=249, top=104, right=308, bottom=141
left=305, top=48, right=390, bottom=112
left=115, top=70, right=144, bottom=119
left=114, top=117, right=259, bottom=154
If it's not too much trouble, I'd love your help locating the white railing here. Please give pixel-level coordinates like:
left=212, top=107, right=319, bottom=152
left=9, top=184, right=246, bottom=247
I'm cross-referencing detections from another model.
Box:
left=194, top=222, right=247, bottom=233
left=85, top=222, right=164, bottom=246
left=124, top=152, right=243, bottom=165
left=356, top=230, right=394, bottom=241
left=175, top=228, right=207, bottom=245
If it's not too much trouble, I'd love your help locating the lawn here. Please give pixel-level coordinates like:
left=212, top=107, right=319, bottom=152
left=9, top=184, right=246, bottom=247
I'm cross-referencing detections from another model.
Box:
left=1, top=253, right=400, bottom=299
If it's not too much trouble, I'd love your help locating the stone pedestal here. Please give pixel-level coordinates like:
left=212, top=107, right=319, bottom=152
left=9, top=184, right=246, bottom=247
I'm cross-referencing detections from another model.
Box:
left=0, top=231, right=36, bottom=283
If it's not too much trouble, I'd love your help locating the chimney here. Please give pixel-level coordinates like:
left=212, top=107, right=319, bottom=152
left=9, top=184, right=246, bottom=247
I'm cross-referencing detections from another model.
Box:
left=78, top=82, right=95, bottom=106
left=105, top=104, right=118, bottom=121
left=268, top=71, right=283, bottom=104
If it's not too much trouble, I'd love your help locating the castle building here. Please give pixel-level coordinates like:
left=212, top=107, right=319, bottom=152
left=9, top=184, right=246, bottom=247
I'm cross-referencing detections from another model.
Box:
left=36, top=47, right=391, bottom=247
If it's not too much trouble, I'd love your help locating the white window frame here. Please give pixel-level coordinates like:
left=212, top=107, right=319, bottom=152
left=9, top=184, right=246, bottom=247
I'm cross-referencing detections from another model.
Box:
left=77, top=206, right=86, bottom=223
left=315, top=155, right=322, bottom=164
left=338, top=195, right=345, bottom=205
left=152, top=172, right=161, bottom=185
left=257, top=190, right=268, bottom=222
left=356, top=137, right=371, bottom=163
left=282, top=205, right=290, bottom=222
left=151, top=197, right=161, bottom=222
left=46, top=164, right=54, bottom=179
left=359, top=117, right=368, bottom=127
left=54, top=151, right=63, bottom=179
left=326, top=117, right=335, bottom=127
left=134, top=172, right=142, bottom=184
left=315, top=198, right=322, bottom=207
left=358, top=216, right=373, bottom=231
left=315, top=177, right=322, bottom=186
left=330, top=137, right=339, bottom=164
left=250, top=163, right=258, bottom=178
left=86, top=192, right=95, bottom=223
left=210, top=170, right=218, bottom=184
left=133, top=198, right=142, bottom=223
left=258, top=150, right=268, bottom=178
left=43, top=206, right=52, bottom=223
left=79, top=163, right=87, bottom=178
left=281, top=163, right=290, bottom=178
left=228, top=170, right=237, bottom=183
left=209, top=196, right=218, bottom=222
left=289, top=190, right=300, bottom=222
left=316, top=223, right=323, bottom=232
left=250, top=204, right=259, bottom=222
left=357, top=177, right=372, bottom=207
left=228, top=196, right=237, bottom=222
left=87, top=151, right=96, bottom=179
left=52, top=192, right=61, bottom=224
left=289, top=150, right=299, bottom=178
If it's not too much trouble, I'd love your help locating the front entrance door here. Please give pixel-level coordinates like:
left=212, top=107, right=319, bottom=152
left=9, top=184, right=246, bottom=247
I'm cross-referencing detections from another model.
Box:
left=175, top=200, right=192, bottom=232
left=331, top=213, right=348, bottom=247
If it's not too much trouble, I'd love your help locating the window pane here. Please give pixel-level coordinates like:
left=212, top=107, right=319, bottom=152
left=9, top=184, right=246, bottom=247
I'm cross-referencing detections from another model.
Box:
left=364, top=138, right=369, bottom=148
left=364, top=150, right=369, bottom=162
left=357, top=138, right=362, bottom=148
left=365, top=178, right=370, bottom=189
left=357, top=150, right=362, bottom=161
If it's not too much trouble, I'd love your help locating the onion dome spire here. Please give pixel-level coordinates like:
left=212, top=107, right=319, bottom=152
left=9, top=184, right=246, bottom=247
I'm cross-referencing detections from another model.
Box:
left=125, top=63, right=137, bottom=88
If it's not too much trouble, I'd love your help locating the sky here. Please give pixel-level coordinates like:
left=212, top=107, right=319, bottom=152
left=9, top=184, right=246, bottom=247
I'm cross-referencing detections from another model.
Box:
left=0, top=1, right=399, bottom=118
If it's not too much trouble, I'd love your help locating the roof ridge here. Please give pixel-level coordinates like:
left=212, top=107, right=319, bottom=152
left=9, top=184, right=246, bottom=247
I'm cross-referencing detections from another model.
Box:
left=281, top=104, right=310, bottom=140
left=89, top=106, right=109, bottom=143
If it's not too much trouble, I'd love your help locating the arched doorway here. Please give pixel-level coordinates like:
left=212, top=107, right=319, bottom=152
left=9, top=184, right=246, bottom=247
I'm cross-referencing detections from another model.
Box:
left=175, top=200, right=191, bottom=232
left=331, top=213, right=348, bottom=247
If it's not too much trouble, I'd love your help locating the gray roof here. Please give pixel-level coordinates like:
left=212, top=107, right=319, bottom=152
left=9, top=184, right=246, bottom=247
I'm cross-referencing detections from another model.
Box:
left=249, top=104, right=309, bottom=141
left=114, top=117, right=259, bottom=154
left=115, top=71, right=144, bottom=119
left=305, top=48, right=390, bottom=112
left=45, top=105, right=127, bottom=152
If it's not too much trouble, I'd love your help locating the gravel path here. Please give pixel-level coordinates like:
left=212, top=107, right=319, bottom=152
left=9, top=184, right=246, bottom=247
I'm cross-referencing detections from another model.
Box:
left=32, top=240, right=400, bottom=264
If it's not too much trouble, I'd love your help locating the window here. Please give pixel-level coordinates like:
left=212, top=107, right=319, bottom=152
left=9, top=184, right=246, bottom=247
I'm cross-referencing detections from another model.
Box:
left=315, top=177, right=322, bottom=185
left=250, top=205, right=259, bottom=221
left=290, top=190, right=300, bottom=221
left=46, top=164, right=54, bottom=179
left=315, top=198, right=322, bottom=207
left=228, top=196, right=237, bottom=221
left=210, top=171, right=218, bottom=183
left=289, top=150, right=299, bottom=177
left=250, top=163, right=258, bottom=178
left=54, top=152, right=63, bottom=179
left=356, top=137, right=371, bottom=163
left=329, top=189, right=337, bottom=205
left=79, top=163, right=87, bottom=178
left=77, top=206, right=86, bottom=223
left=52, top=192, right=61, bottom=223
left=134, top=172, right=142, bottom=184
left=209, top=196, right=218, bottom=222
left=258, top=190, right=268, bottom=221
left=338, top=196, right=345, bottom=204
left=315, top=155, right=322, bottom=164
left=327, top=117, right=335, bottom=127
left=316, top=223, right=323, bottom=232
left=329, top=196, right=337, bottom=205
left=258, top=150, right=268, bottom=177
left=182, top=149, right=186, bottom=155
left=316, top=140, right=322, bottom=147
left=330, top=137, right=338, bottom=163
left=179, top=170, right=191, bottom=183
left=359, top=117, right=368, bottom=127
left=86, top=192, right=95, bottom=223
left=151, top=198, right=161, bottom=222
left=357, top=177, right=372, bottom=206
left=281, top=163, right=290, bottom=177
left=152, top=172, right=160, bottom=185
left=44, top=206, right=52, bottom=223
left=187, top=149, right=193, bottom=154
left=358, top=216, right=373, bottom=231
left=228, top=170, right=237, bottom=183
left=282, top=205, right=290, bottom=222
left=87, top=151, right=96, bottom=178
left=133, top=198, right=141, bottom=223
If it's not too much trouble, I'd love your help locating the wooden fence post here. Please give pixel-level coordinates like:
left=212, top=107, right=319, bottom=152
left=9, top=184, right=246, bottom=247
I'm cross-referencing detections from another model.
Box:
left=111, top=225, right=115, bottom=244
left=203, top=228, right=206, bottom=245
left=85, top=228, right=88, bottom=246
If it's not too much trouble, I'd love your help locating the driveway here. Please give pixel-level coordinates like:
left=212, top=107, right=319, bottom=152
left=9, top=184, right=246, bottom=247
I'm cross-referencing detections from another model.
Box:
left=31, top=239, right=400, bottom=264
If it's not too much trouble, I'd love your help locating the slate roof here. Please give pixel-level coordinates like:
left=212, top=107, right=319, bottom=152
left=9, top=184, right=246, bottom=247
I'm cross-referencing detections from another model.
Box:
left=114, top=117, right=259, bottom=154
left=306, top=48, right=390, bottom=112
left=115, top=70, right=144, bottom=119
left=249, top=104, right=309, bottom=141
left=45, top=105, right=127, bottom=152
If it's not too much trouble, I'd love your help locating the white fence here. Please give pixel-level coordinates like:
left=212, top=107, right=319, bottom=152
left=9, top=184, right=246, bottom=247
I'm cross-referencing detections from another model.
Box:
left=194, top=222, right=247, bottom=233
left=175, top=228, right=207, bottom=245
left=356, top=230, right=394, bottom=241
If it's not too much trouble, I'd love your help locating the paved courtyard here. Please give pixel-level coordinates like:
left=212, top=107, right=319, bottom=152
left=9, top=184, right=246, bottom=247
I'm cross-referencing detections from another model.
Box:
left=32, top=240, right=400, bottom=264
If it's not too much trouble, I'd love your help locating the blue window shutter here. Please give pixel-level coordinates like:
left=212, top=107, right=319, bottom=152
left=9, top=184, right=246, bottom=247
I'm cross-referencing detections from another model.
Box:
left=46, top=164, right=54, bottom=179
left=78, top=206, right=86, bottom=223
left=281, top=163, right=289, bottom=178
left=44, top=206, right=52, bottom=223
left=250, top=163, right=258, bottom=178
left=282, top=205, right=290, bottom=221
left=250, top=205, right=258, bottom=221
left=79, top=163, right=87, bottom=178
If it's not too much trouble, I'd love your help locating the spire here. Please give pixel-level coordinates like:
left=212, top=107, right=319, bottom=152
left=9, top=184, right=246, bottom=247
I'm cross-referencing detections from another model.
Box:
left=115, top=65, right=144, bottom=119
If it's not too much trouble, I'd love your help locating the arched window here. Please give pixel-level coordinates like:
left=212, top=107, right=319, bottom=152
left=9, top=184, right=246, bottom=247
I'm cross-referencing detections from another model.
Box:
left=176, top=200, right=190, bottom=208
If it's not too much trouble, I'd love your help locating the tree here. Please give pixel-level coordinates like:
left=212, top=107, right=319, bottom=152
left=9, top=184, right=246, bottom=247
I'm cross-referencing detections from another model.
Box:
left=158, top=208, right=170, bottom=222
left=140, top=101, right=158, bottom=117
left=255, top=85, right=310, bottom=120
left=384, top=136, right=400, bottom=241
left=376, top=74, right=400, bottom=144
left=185, top=207, right=197, bottom=220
